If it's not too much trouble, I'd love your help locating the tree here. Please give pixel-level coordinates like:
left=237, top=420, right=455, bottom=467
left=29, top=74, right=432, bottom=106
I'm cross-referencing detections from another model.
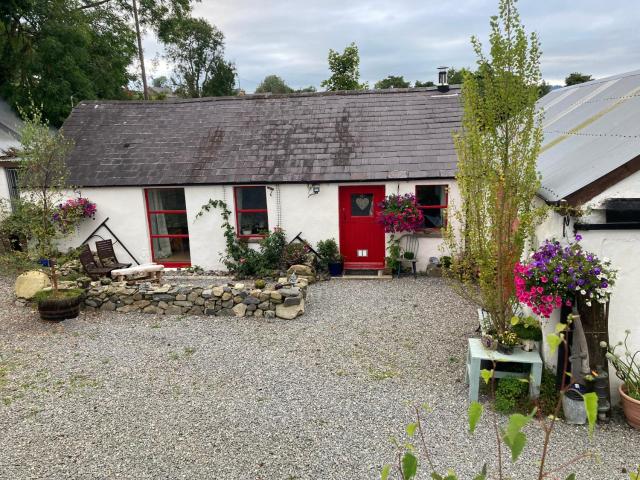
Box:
left=320, top=42, right=367, bottom=91
left=565, top=72, right=593, bottom=86
left=0, top=1, right=137, bottom=126
left=414, top=80, right=434, bottom=88
left=374, top=75, right=410, bottom=90
left=538, top=80, right=552, bottom=98
left=448, top=67, right=471, bottom=84
left=16, top=109, right=74, bottom=293
left=255, top=75, right=294, bottom=94
left=445, top=0, right=547, bottom=333
left=160, top=16, right=236, bottom=98
left=152, top=76, right=169, bottom=88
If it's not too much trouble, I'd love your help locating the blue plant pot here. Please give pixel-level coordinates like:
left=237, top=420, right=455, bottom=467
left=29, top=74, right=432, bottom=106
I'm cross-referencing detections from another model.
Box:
left=328, top=262, right=344, bottom=276
left=38, top=258, right=50, bottom=267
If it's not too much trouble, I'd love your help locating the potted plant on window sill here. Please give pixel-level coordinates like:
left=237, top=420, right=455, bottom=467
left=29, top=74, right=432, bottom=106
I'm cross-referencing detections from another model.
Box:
left=604, top=330, right=640, bottom=429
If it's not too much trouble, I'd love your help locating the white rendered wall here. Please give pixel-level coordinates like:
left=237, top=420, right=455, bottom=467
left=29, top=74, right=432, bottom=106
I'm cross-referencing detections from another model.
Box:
left=0, top=167, right=11, bottom=208
left=58, top=187, right=152, bottom=266
left=534, top=184, right=640, bottom=403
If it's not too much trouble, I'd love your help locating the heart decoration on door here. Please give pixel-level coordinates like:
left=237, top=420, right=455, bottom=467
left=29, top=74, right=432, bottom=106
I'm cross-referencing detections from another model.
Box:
left=355, top=195, right=371, bottom=211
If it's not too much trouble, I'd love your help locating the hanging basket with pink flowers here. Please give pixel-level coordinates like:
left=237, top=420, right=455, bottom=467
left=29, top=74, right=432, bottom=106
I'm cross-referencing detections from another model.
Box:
left=376, top=193, right=424, bottom=233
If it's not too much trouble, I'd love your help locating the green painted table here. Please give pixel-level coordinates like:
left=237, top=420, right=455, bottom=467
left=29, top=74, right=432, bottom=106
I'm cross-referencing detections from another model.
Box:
left=465, top=338, right=543, bottom=402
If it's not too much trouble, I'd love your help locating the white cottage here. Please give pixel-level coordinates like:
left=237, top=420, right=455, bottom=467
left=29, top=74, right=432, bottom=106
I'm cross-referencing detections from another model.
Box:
left=534, top=69, right=640, bottom=396
left=0, top=87, right=462, bottom=273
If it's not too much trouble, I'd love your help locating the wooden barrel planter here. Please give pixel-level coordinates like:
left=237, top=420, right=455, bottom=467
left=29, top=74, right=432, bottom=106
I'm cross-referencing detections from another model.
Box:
left=37, top=293, right=83, bottom=321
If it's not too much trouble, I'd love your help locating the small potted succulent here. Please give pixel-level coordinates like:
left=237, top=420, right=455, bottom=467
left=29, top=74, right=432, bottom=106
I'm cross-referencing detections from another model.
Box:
left=604, top=330, right=640, bottom=429
left=497, top=331, right=519, bottom=355
left=317, top=238, right=344, bottom=276
left=510, top=315, right=543, bottom=352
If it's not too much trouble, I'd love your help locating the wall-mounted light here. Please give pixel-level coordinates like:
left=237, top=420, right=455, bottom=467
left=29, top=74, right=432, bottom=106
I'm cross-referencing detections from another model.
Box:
left=308, top=184, right=320, bottom=197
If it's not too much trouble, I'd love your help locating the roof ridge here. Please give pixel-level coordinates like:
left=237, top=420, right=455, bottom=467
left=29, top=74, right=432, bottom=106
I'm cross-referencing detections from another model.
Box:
left=76, top=85, right=461, bottom=107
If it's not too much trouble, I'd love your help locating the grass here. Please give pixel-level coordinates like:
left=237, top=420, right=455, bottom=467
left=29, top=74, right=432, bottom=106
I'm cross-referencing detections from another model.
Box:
left=368, top=367, right=398, bottom=381
left=33, top=287, right=84, bottom=302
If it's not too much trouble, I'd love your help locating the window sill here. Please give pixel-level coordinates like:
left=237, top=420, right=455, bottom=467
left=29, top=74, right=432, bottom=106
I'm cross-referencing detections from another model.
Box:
left=414, top=229, right=444, bottom=238
left=238, top=236, right=264, bottom=243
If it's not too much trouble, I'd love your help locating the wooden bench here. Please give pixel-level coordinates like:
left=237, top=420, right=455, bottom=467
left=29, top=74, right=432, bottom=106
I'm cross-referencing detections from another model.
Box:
left=465, top=338, right=543, bottom=402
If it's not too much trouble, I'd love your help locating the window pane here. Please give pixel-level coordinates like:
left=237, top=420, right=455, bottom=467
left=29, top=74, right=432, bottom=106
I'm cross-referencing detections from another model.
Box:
left=238, top=212, right=269, bottom=235
left=237, top=187, right=267, bottom=210
left=421, top=208, right=445, bottom=228
left=416, top=185, right=445, bottom=207
left=147, top=188, right=186, bottom=211
left=150, top=213, right=188, bottom=235
left=152, top=237, right=190, bottom=263
left=351, top=194, right=374, bottom=216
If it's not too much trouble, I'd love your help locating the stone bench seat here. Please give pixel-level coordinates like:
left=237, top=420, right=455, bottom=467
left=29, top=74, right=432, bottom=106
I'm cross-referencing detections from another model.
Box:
left=111, top=263, right=164, bottom=282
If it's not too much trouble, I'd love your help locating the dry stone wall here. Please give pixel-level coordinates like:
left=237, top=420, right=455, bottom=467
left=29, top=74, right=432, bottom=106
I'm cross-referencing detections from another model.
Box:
left=83, top=279, right=308, bottom=320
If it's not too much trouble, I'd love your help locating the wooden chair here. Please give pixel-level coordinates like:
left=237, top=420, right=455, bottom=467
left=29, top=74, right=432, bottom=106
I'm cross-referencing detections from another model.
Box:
left=79, top=244, right=116, bottom=280
left=396, top=234, right=419, bottom=279
left=95, top=239, right=131, bottom=269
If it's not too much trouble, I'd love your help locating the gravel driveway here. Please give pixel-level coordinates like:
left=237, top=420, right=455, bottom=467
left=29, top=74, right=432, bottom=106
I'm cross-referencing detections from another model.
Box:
left=0, top=275, right=638, bottom=479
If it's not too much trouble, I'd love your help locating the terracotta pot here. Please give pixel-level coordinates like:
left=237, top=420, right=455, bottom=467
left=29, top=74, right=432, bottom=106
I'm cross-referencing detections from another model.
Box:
left=620, top=384, right=640, bottom=429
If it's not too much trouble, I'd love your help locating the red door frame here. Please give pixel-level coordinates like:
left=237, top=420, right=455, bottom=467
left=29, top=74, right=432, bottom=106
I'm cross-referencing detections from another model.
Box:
left=144, top=188, right=191, bottom=268
left=338, top=185, right=386, bottom=270
left=233, top=185, right=269, bottom=239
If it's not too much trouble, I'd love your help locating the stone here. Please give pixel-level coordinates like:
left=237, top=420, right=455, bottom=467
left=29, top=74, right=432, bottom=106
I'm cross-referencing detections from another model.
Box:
left=264, top=310, right=276, bottom=319
left=222, top=300, right=233, bottom=309
left=254, top=309, right=264, bottom=318
left=258, top=301, right=270, bottom=310
left=259, top=292, right=271, bottom=302
left=194, top=297, right=205, bottom=306
left=202, top=289, right=213, bottom=298
left=287, top=264, right=315, bottom=277
left=133, top=293, right=143, bottom=301
left=246, top=304, right=257, bottom=311
left=173, top=301, right=193, bottom=307
left=205, top=308, right=217, bottom=316
left=275, top=299, right=305, bottom=320
left=270, top=292, right=282, bottom=301
left=216, top=308, right=235, bottom=317
left=134, top=300, right=151, bottom=308
left=233, top=295, right=243, bottom=304
left=221, top=292, right=232, bottom=301
left=175, top=294, right=187, bottom=301
left=165, top=305, right=183, bottom=315
left=153, top=294, right=175, bottom=302
left=232, top=303, right=247, bottom=317
left=234, top=283, right=245, bottom=289
left=143, top=305, right=161, bottom=314
left=284, top=295, right=301, bottom=306
left=187, top=292, right=199, bottom=302
left=85, top=299, right=101, bottom=308
left=158, top=301, right=169, bottom=310
left=100, top=301, right=116, bottom=312
left=243, top=296, right=260, bottom=305
left=100, top=278, right=112, bottom=285
left=122, top=297, right=134, bottom=305
left=189, top=306, right=204, bottom=315
left=278, top=287, right=300, bottom=298
left=15, top=271, right=51, bottom=299
left=212, top=286, right=224, bottom=297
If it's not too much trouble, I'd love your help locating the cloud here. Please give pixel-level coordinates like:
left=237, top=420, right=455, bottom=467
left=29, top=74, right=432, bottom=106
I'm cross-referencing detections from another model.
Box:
left=143, top=0, right=640, bottom=91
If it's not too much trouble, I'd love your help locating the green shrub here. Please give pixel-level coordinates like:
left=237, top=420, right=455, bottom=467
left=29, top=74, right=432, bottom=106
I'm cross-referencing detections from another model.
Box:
left=259, top=229, right=286, bottom=270
left=317, top=238, right=342, bottom=270
left=282, top=242, right=309, bottom=268
left=511, top=315, right=543, bottom=341
left=494, top=377, right=529, bottom=413
left=254, top=279, right=266, bottom=289
left=0, top=251, right=39, bottom=277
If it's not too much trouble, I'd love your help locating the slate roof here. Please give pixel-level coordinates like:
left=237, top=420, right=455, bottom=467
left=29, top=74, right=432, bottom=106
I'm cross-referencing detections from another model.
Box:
left=537, top=69, right=640, bottom=202
left=62, top=87, right=462, bottom=187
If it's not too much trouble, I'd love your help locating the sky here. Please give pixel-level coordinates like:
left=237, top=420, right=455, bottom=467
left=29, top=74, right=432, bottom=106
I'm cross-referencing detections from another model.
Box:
left=142, top=0, right=640, bottom=92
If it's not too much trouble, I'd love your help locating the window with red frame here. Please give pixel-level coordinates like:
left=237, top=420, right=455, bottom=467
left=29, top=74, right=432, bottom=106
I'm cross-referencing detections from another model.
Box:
left=234, top=186, right=269, bottom=237
left=416, top=185, right=448, bottom=229
left=145, top=188, right=191, bottom=267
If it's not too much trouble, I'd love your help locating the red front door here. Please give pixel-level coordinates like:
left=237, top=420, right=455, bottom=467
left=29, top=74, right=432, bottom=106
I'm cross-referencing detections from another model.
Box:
left=339, top=185, right=386, bottom=270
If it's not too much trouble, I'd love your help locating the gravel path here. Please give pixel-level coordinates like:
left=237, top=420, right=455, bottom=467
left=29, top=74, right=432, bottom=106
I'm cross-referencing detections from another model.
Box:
left=0, top=275, right=638, bottom=479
